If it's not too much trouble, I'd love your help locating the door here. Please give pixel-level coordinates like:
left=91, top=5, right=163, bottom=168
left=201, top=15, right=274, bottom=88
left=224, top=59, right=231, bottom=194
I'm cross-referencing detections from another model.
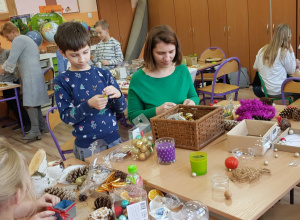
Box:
left=272, top=0, right=297, bottom=53
left=97, top=0, right=120, bottom=42
left=226, top=0, right=250, bottom=71
left=116, top=0, right=134, bottom=54
left=248, top=0, right=271, bottom=82
left=190, top=0, right=210, bottom=56
left=174, top=0, right=193, bottom=55
left=208, top=0, right=228, bottom=58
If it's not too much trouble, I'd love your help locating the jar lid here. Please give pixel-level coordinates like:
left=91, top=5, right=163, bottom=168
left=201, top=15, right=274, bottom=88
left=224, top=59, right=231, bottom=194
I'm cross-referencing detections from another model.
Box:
left=128, top=165, right=137, bottom=174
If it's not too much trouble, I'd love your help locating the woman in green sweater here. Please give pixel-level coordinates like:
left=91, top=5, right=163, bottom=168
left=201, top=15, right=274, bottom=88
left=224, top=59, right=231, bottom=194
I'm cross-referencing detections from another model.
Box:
left=128, top=25, right=199, bottom=123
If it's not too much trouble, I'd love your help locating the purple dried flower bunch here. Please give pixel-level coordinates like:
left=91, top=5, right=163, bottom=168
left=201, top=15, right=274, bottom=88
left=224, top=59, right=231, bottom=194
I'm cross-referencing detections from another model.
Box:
left=235, top=99, right=277, bottom=121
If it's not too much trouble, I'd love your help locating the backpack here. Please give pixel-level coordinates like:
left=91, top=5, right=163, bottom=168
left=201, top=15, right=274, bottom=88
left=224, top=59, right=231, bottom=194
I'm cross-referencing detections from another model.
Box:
left=228, top=67, right=250, bottom=88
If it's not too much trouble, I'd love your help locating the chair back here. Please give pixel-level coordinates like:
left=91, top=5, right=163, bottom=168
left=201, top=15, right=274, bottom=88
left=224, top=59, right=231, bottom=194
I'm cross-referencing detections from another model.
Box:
left=44, top=67, right=54, bottom=88
left=199, top=47, right=226, bottom=61
left=213, top=57, right=240, bottom=86
left=281, top=77, right=300, bottom=105
left=257, top=72, right=268, bottom=97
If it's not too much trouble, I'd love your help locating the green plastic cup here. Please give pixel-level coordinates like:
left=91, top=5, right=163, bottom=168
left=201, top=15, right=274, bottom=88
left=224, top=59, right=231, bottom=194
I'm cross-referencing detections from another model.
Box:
left=189, top=151, right=207, bottom=176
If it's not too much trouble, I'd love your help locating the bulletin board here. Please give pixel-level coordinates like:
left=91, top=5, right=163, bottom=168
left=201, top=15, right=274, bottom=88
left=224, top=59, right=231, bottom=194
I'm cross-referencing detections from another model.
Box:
left=0, top=0, right=17, bottom=20
left=14, top=0, right=79, bottom=15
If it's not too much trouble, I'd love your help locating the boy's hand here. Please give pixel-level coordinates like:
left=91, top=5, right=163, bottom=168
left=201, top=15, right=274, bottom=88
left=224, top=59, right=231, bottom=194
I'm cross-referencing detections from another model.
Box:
left=103, top=85, right=121, bottom=99
left=101, top=60, right=110, bottom=66
left=88, top=94, right=108, bottom=110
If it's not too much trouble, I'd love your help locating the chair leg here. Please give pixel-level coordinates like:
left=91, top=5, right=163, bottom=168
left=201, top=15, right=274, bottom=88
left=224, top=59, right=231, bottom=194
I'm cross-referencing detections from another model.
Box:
left=203, top=94, right=206, bottom=105
left=290, top=188, right=294, bottom=204
left=234, top=92, right=238, bottom=101
left=210, top=96, right=214, bottom=105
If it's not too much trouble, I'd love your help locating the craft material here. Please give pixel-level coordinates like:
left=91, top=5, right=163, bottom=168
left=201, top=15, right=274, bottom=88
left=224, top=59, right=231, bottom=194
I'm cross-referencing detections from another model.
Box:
left=224, top=119, right=239, bottom=131
left=126, top=165, right=143, bottom=188
left=289, top=130, right=294, bottom=135
left=148, top=189, right=164, bottom=201
left=264, top=161, right=269, bottom=165
left=211, top=174, right=229, bottom=199
left=224, top=190, right=232, bottom=200
left=274, top=148, right=278, bottom=152
left=94, top=194, right=112, bottom=209
left=225, top=157, right=239, bottom=169
left=230, top=167, right=271, bottom=183
left=280, top=118, right=291, bottom=131
left=66, top=166, right=89, bottom=183
left=295, top=153, right=300, bottom=157
left=155, top=137, right=175, bottom=165
left=192, top=172, right=197, bottom=177
left=275, top=154, right=278, bottom=158
left=189, top=152, right=207, bottom=175
left=44, top=186, right=77, bottom=201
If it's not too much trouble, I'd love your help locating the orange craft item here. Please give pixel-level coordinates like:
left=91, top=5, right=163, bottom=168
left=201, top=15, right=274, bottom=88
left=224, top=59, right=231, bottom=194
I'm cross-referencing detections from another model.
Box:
left=225, top=156, right=239, bottom=169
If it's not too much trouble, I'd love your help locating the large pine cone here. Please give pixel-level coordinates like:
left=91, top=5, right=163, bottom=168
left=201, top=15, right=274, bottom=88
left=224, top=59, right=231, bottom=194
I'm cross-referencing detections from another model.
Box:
left=66, top=166, right=89, bottom=183
left=44, top=186, right=76, bottom=201
left=280, top=118, right=291, bottom=131
left=114, top=170, right=128, bottom=182
left=94, top=194, right=112, bottom=209
left=292, top=108, right=300, bottom=121
left=224, top=119, right=239, bottom=131
left=260, top=97, right=273, bottom=106
left=279, top=107, right=296, bottom=119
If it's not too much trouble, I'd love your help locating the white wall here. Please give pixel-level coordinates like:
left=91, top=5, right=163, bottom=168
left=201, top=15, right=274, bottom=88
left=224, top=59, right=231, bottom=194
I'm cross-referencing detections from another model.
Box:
left=79, top=0, right=98, bottom=12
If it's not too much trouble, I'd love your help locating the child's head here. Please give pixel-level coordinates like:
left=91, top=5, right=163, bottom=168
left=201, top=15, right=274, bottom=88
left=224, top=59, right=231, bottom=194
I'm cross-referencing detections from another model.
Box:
left=0, top=21, right=19, bottom=42
left=55, top=22, right=91, bottom=71
left=272, top=24, right=292, bottom=49
left=143, top=25, right=182, bottom=71
left=0, top=143, right=34, bottom=209
left=94, top=20, right=110, bottom=42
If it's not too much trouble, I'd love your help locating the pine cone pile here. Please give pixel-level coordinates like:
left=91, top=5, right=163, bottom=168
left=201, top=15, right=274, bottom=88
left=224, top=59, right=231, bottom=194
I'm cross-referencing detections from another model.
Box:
left=66, top=166, right=89, bottom=183
left=224, top=120, right=239, bottom=131
left=279, top=107, right=296, bottom=119
left=94, top=194, right=112, bottom=209
left=260, top=97, right=273, bottom=105
left=44, top=187, right=76, bottom=201
left=280, top=118, right=291, bottom=130
left=292, top=108, right=300, bottom=121
left=114, top=170, right=127, bottom=182
left=79, top=192, right=88, bottom=201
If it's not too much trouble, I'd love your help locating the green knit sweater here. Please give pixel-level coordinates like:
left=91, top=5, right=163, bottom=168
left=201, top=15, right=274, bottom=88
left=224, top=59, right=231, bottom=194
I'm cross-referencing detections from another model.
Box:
left=128, top=64, right=199, bottom=123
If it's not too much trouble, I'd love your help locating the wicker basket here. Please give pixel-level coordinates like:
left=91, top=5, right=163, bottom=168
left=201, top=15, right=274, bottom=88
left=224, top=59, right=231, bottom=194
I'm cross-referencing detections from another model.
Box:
left=150, top=105, right=225, bottom=151
left=90, top=36, right=100, bottom=45
left=46, top=44, right=59, bottom=53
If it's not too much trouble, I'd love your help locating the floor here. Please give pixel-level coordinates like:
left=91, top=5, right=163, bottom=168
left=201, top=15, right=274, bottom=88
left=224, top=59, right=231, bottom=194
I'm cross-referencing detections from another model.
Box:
left=0, top=86, right=299, bottom=209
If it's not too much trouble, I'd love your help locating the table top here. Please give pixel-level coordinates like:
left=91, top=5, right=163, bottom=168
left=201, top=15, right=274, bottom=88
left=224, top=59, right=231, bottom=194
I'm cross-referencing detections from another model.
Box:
left=196, top=60, right=223, bottom=71
left=0, top=82, right=20, bottom=91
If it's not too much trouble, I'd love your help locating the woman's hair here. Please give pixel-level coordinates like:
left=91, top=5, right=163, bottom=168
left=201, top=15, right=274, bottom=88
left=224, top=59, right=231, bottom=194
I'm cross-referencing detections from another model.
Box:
left=0, top=143, right=34, bottom=207
left=0, top=21, right=18, bottom=36
left=94, top=19, right=109, bottom=30
left=144, top=25, right=182, bottom=71
left=54, top=22, right=91, bottom=54
left=262, top=24, right=292, bottom=67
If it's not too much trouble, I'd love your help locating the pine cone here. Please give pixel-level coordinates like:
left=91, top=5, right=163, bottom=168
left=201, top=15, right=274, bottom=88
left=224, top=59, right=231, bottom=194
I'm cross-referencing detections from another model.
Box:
left=224, top=120, right=239, bottom=131
left=79, top=192, right=88, bottom=201
left=280, top=118, right=291, bottom=130
left=292, top=108, right=300, bottom=121
left=260, top=97, right=273, bottom=105
left=44, top=187, right=77, bottom=201
left=66, top=166, right=89, bottom=183
left=94, top=194, right=112, bottom=209
left=114, top=170, right=128, bottom=182
left=279, top=107, right=296, bottom=119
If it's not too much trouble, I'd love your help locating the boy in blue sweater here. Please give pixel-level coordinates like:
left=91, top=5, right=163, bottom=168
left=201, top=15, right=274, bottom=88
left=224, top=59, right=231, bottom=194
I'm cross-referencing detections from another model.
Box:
left=53, top=22, right=127, bottom=160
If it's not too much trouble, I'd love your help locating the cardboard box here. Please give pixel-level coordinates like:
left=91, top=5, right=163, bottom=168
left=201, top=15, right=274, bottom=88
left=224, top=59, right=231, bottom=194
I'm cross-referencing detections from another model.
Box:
left=227, top=120, right=278, bottom=156
left=51, top=200, right=76, bottom=220
left=273, top=128, right=300, bottom=153
left=183, top=56, right=197, bottom=66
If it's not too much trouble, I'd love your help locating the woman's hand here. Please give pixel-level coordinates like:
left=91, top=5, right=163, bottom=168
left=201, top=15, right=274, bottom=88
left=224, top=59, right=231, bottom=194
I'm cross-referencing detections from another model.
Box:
left=88, top=94, right=108, bottom=110
left=156, top=102, right=176, bottom=115
left=103, top=85, right=121, bottom=99
left=183, top=99, right=196, bottom=105
left=30, top=211, right=56, bottom=220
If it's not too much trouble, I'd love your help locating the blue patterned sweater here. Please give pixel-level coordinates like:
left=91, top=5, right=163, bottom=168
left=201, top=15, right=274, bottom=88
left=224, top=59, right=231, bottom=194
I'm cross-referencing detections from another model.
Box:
left=54, top=66, right=127, bottom=148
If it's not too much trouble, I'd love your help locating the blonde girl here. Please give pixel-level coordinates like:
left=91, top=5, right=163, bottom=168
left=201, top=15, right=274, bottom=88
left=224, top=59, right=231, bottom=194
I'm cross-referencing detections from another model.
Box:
left=254, top=24, right=300, bottom=98
left=0, top=143, right=59, bottom=220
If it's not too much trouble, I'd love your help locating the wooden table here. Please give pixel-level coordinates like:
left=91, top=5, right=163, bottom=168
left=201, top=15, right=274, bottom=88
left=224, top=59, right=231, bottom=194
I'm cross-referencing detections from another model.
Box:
left=0, top=83, right=24, bottom=136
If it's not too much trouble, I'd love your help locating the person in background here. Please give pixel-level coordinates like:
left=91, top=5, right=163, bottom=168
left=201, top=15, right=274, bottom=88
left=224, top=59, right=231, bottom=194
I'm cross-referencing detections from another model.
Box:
left=254, top=24, right=300, bottom=101
left=0, top=142, right=60, bottom=220
left=0, top=41, right=31, bottom=132
left=91, top=19, right=124, bottom=70
left=127, top=25, right=199, bottom=123
left=0, top=21, right=49, bottom=140
left=54, top=22, right=127, bottom=160
left=56, top=49, right=69, bottom=74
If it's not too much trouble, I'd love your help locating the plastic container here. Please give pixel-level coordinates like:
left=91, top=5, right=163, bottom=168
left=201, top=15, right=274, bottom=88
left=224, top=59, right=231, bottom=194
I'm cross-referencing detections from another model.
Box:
left=126, top=165, right=143, bottom=188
